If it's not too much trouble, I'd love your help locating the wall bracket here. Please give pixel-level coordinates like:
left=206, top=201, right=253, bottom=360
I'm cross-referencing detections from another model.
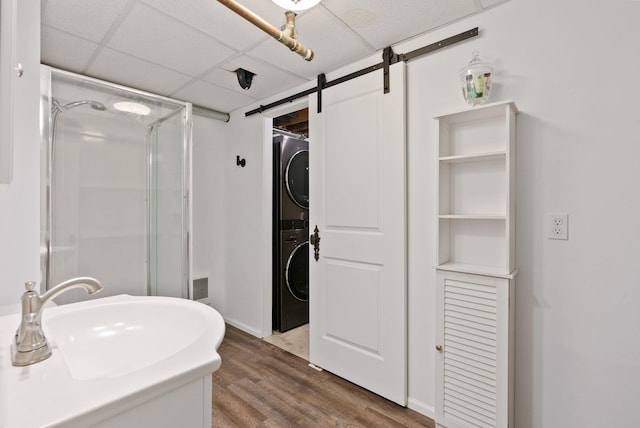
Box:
left=317, top=73, right=326, bottom=113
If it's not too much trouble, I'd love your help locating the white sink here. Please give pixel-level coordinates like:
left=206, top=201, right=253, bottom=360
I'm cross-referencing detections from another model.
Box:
left=46, top=297, right=219, bottom=380
left=0, top=294, right=225, bottom=427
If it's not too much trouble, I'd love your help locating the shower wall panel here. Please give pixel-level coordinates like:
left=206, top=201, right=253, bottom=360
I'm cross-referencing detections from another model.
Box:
left=51, top=108, right=147, bottom=304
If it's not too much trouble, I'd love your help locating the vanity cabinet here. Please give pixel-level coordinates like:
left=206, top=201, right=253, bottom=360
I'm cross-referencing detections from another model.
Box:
left=435, top=270, right=514, bottom=428
left=434, top=101, right=517, bottom=428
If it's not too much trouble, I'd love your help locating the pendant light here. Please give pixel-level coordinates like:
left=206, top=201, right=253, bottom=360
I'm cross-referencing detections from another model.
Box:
left=271, top=0, right=321, bottom=11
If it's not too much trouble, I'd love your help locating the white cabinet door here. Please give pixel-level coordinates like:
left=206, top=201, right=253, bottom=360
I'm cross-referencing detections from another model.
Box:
left=308, top=62, right=407, bottom=405
left=435, top=270, right=514, bottom=428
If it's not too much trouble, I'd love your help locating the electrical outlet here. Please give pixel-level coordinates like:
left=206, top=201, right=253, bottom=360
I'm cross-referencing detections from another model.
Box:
left=547, top=213, right=568, bottom=240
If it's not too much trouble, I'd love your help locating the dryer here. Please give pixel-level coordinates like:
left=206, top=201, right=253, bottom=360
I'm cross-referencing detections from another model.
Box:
left=275, top=135, right=309, bottom=222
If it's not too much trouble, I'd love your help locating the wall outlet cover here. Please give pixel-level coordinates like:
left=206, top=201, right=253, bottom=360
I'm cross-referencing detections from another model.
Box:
left=547, top=213, right=568, bottom=240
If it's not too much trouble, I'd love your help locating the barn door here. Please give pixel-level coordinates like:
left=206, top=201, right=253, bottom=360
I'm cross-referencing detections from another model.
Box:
left=308, top=62, right=407, bottom=404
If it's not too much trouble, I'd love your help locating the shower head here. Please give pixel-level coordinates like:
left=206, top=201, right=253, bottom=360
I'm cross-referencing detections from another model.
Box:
left=52, top=99, right=107, bottom=113
left=64, top=100, right=107, bottom=111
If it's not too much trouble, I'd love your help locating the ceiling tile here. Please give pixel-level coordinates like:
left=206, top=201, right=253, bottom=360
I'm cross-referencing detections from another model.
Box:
left=171, top=79, right=256, bottom=112
left=247, top=6, right=374, bottom=80
left=107, top=3, right=238, bottom=76
left=480, top=0, right=510, bottom=8
left=86, top=48, right=193, bottom=97
left=323, top=0, right=480, bottom=49
left=41, top=0, right=132, bottom=43
left=41, top=26, right=99, bottom=73
left=140, top=0, right=294, bottom=51
left=41, top=0, right=514, bottom=113
left=202, top=55, right=310, bottom=101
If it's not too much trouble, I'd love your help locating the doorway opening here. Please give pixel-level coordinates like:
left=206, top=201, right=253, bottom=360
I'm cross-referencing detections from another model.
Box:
left=266, top=108, right=310, bottom=361
left=274, top=108, right=309, bottom=137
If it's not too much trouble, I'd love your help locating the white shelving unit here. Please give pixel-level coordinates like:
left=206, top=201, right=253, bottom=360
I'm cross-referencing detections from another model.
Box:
left=436, top=100, right=518, bottom=278
left=434, top=100, right=517, bottom=428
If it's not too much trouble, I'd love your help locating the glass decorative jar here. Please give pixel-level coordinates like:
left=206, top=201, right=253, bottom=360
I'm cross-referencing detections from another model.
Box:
left=459, top=51, right=493, bottom=106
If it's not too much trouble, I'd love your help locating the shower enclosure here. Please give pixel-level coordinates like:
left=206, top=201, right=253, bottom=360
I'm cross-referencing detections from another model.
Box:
left=40, top=66, right=192, bottom=304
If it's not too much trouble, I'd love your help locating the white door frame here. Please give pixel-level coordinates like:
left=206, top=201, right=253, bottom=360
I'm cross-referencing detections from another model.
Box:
left=259, top=98, right=309, bottom=339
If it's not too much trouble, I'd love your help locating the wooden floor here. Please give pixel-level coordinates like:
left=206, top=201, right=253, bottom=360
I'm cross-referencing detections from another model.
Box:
left=212, top=325, right=435, bottom=428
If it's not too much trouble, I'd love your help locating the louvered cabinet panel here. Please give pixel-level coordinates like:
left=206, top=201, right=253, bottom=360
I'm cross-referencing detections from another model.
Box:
left=435, top=271, right=514, bottom=428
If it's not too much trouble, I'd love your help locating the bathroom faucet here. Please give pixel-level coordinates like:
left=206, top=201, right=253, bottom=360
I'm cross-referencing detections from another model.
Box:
left=12, top=277, right=103, bottom=366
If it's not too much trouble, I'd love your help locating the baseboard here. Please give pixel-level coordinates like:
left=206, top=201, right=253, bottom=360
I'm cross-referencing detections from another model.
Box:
left=408, top=397, right=435, bottom=420
left=225, top=318, right=263, bottom=338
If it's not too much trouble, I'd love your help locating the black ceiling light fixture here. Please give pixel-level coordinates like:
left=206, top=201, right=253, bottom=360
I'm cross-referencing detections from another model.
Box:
left=235, top=68, right=256, bottom=90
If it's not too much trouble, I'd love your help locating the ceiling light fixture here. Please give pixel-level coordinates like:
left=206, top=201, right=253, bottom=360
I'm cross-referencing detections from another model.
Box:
left=271, top=0, right=321, bottom=11
left=113, top=101, right=150, bottom=116
left=235, top=68, right=255, bottom=90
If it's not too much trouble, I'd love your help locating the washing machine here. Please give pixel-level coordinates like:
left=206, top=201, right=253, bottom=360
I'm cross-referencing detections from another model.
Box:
left=275, top=228, right=309, bottom=332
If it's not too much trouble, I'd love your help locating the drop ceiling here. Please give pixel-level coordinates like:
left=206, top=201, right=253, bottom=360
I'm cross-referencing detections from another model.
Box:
left=41, top=0, right=508, bottom=115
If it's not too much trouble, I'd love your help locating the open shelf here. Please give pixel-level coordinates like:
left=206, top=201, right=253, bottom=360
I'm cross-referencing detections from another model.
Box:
left=439, top=151, right=506, bottom=164
left=435, top=262, right=517, bottom=279
left=436, top=101, right=517, bottom=276
left=439, top=157, right=507, bottom=217
left=438, top=217, right=509, bottom=272
left=438, top=214, right=505, bottom=220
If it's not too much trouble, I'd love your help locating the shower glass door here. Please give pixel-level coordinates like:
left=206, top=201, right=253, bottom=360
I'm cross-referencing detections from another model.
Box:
left=41, top=66, right=191, bottom=303
left=148, top=109, right=189, bottom=298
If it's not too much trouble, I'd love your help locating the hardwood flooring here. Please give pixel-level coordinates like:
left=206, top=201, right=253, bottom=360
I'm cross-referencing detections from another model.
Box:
left=262, top=324, right=309, bottom=361
left=212, top=325, right=435, bottom=428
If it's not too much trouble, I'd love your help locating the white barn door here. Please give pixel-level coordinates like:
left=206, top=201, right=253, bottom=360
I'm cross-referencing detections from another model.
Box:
left=308, top=62, right=407, bottom=405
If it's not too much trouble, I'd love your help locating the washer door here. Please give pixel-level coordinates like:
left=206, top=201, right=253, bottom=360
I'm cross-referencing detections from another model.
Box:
left=285, top=150, right=309, bottom=209
left=285, top=241, right=309, bottom=301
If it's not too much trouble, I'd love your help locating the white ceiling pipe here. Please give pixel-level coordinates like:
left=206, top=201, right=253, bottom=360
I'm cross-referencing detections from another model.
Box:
left=192, top=105, right=230, bottom=122
left=217, top=0, right=314, bottom=61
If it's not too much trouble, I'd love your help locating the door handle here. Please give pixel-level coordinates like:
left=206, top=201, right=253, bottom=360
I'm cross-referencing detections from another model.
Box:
left=310, top=226, right=320, bottom=262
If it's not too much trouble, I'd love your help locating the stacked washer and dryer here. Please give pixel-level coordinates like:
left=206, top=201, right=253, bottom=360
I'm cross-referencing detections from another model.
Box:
left=273, top=134, right=309, bottom=332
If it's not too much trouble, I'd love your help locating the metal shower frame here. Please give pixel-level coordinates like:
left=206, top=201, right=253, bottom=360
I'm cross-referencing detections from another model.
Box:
left=39, top=65, right=194, bottom=299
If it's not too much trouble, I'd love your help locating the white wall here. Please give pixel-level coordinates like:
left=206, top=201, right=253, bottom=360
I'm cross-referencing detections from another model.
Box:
left=223, top=0, right=640, bottom=426
left=402, top=1, right=640, bottom=425
left=0, top=0, right=40, bottom=305
left=220, top=109, right=270, bottom=336
left=192, top=114, right=227, bottom=312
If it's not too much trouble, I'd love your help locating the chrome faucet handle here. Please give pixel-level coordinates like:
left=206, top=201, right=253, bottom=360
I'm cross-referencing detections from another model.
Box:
left=15, top=281, right=38, bottom=345
left=12, top=277, right=103, bottom=366
left=12, top=281, right=52, bottom=366
left=16, top=313, right=49, bottom=353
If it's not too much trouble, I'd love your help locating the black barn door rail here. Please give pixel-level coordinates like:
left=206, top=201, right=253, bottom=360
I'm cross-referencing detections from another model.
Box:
left=245, top=27, right=479, bottom=117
